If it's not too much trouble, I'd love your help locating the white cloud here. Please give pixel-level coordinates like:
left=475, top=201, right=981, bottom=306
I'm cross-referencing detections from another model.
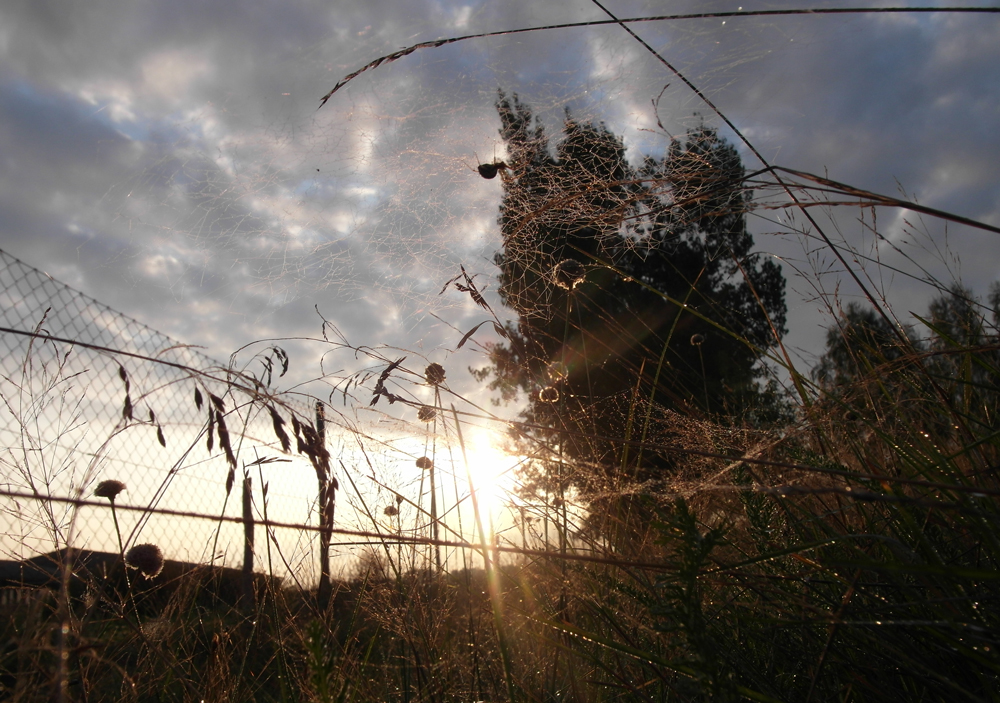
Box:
left=451, top=4, right=473, bottom=30
left=141, top=48, right=214, bottom=103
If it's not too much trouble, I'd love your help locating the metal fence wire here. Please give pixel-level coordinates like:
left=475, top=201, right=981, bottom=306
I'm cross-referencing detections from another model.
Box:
left=0, top=248, right=329, bottom=582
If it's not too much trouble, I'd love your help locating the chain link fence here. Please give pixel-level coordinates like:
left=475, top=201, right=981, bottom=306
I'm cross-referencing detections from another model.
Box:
left=0, top=248, right=330, bottom=583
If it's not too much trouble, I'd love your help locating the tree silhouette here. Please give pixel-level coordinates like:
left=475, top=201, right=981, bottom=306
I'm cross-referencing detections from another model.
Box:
left=812, top=302, right=916, bottom=389
left=812, top=285, right=1000, bottom=443
left=475, top=93, right=787, bottom=504
left=928, top=284, right=1000, bottom=433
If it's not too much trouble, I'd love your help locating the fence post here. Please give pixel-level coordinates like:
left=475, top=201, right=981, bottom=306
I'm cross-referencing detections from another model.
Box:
left=241, top=471, right=255, bottom=613
left=316, top=401, right=333, bottom=608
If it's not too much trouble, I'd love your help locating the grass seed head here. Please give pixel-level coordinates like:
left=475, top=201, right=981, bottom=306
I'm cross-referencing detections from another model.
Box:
left=383, top=505, right=399, bottom=516
left=416, top=456, right=433, bottom=470
left=417, top=406, right=436, bottom=422
left=690, top=333, right=705, bottom=346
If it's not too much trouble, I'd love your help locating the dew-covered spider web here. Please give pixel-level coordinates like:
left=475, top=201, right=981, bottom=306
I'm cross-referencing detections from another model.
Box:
left=12, top=1, right=1000, bottom=569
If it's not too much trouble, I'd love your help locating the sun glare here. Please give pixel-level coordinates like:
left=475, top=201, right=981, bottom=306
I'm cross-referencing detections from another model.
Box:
left=459, top=433, right=521, bottom=525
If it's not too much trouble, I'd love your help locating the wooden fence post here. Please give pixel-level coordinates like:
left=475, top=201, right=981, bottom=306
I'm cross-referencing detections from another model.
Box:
left=316, top=401, right=333, bottom=608
left=241, top=471, right=255, bottom=613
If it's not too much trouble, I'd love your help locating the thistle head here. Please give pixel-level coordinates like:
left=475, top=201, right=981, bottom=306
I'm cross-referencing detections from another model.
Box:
left=424, top=363, right=446, bottom=386
left=125, top=543, right=164, bottom=579
left=94, top=480, right=126, bottom=501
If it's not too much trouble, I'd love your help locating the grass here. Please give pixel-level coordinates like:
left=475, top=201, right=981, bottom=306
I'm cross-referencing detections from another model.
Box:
left=3, top=10, right=1000, bottom=700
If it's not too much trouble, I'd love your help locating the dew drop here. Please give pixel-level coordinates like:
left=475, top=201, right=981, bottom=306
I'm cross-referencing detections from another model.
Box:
left=539, top=386, right=559, bottom=403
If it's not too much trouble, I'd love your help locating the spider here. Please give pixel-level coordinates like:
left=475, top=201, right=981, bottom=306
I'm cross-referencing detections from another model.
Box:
left=470, top=148, right=510, bottom=180
left=477, top=161, right=508, bottom=179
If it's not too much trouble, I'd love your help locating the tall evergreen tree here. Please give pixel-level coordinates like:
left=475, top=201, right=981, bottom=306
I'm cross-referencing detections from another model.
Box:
left=812, top=285, right=1000, bottom=440
left=476, top=93, right=787, bottom=499
left=812, top=302, right=916, bottom=389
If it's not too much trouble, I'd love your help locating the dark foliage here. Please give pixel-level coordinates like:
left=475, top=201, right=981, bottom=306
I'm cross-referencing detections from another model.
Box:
left=813, top=286, right=1000, bottom=439
left=476, top=93, right=788, bottom=498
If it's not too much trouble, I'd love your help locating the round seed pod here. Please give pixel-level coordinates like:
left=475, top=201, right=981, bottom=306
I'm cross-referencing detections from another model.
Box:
left=383, top=505, right=399, bottom=517
left=417, top=406, right=436, bottom=423
left=690, top=333, right=705, bottom=346
left=125, top=543, right=164, bottom=579
left=415, top=456, right=434, bottom=470
left=424, top=363, right=446, bottom=386
left=94, top=480, right=125, bottom=501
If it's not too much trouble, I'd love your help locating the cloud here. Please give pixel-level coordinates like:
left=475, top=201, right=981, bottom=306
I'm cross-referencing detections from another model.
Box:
left=0, top=0, right=997, bottom=397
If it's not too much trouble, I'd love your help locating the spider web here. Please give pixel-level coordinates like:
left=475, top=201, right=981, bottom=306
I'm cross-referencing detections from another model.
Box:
left=78, top=3, right=1000, bottom=558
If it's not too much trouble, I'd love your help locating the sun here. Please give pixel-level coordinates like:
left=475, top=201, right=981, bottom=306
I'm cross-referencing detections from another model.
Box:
left=458, top=432, right=521, bottom=527
left=392, top=430, right=522, bottom=545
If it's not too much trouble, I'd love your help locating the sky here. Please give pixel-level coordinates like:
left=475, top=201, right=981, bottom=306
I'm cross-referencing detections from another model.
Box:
left=1, top=0, right=998, bottom=380
left=1, top=1, right=999, bottom=562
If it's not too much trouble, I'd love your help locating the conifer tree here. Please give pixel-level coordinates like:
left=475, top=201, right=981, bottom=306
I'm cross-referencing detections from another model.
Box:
left=476, top=93, right=787, bottom=499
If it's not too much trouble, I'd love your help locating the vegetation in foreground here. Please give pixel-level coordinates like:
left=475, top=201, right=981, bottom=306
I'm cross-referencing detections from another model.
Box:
left=2, top=87, right=1000, bottom=703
